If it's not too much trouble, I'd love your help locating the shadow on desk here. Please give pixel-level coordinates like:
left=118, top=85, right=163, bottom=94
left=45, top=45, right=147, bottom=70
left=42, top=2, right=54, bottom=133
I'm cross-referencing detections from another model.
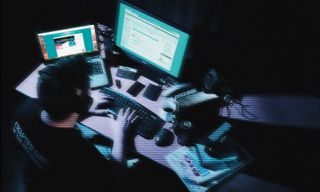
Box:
left=3, top=153, right=297, bottom=192
left=217, top=173, right=297, bottom=192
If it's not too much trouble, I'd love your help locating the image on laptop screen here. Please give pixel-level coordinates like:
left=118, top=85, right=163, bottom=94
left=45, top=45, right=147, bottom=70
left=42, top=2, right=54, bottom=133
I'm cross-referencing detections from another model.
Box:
left=37, top=25, right=98, bottom=60
left=115, top=1, right=190, bottom=79
left=38, top=25, right=111, bottom=89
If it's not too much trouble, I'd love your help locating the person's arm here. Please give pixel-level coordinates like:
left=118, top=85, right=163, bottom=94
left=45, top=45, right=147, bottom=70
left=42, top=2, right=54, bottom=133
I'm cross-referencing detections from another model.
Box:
left=88, top=91, right=138, bottom=164
left=88, top=90, right=113, bottom=115
left=111, top=108, right=138, bottom=164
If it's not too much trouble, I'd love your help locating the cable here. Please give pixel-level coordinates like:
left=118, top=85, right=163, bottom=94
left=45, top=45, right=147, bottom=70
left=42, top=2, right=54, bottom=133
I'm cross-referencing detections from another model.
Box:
left=218, top=93, right=257, bottom=120
left=233, top=100, right=257, bottom=120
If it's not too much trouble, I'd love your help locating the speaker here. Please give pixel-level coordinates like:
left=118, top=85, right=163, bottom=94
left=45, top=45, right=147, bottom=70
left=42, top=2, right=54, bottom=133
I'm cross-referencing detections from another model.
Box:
left=203, top=68, right=219, bottom=93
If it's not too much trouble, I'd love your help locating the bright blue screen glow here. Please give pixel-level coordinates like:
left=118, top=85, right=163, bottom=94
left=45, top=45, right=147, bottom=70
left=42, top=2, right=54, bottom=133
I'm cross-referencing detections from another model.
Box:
left=38, top=25, right=98, bottom=60
left=115, top=2, right=190, bottom=78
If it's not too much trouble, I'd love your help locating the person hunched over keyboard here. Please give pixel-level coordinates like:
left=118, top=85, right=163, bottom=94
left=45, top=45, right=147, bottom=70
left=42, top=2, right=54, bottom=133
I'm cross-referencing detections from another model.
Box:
left=100, top=87, right=165, bottom=139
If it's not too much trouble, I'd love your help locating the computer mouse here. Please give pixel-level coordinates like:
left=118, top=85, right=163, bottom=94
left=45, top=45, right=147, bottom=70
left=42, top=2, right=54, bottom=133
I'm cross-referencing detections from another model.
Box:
left=154, top=128, right=174, bottom=147
left=115, top=79, right=122, bottom=88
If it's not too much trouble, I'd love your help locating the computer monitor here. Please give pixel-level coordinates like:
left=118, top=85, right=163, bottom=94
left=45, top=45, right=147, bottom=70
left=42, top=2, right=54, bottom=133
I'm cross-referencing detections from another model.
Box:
left=37, top=25, right=98, bottom=61
left=115, top=1, right=190, bottom=79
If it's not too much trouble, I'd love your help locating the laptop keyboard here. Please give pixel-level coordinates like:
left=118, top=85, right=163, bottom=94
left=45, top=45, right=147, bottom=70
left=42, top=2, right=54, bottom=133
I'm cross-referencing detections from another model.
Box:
left=90, top=61, right=104, bottom=75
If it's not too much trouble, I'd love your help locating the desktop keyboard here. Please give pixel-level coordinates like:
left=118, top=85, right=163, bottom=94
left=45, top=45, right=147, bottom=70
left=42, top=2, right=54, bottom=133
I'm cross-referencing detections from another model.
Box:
left=100, top=87, right=165, bottom=139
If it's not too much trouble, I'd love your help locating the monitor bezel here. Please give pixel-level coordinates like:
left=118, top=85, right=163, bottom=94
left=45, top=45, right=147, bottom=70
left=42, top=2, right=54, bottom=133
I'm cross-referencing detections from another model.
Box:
left=36, top=24, right=100, bottom=63
left=115, top=0, right=191, bottom=80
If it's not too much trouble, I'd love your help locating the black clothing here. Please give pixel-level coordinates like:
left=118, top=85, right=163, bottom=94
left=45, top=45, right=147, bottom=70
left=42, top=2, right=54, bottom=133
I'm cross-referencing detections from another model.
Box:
left=12, top=98, right=188, bottom=192
left=12, top=98, right=119, bottom=192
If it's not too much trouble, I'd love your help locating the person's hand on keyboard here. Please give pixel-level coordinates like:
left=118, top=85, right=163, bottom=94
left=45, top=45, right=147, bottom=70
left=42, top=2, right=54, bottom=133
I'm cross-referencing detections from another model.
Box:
left=113, top=108, right=139, bottom=139
left=111, top=108, right=139, bottom=164
left=88, top=90, right=114, bottom=116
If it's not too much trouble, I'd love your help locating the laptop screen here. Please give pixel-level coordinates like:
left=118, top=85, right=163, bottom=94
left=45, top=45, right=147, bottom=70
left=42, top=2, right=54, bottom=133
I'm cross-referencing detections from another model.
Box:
left=37, top=25, right=98, bottom=60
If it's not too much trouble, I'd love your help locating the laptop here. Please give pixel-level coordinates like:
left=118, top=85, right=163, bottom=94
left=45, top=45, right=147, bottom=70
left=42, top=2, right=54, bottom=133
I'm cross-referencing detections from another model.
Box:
left=37, top=24, right=111, bottom=89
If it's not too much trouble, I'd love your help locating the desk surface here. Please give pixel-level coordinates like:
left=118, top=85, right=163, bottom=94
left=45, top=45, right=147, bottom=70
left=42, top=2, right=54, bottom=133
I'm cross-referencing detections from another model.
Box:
left=16, top=63, right=196, bottom=168
left=15, top=49, right=251, bottom=192
left=82, top=67, right=182, bottom=168
left=15, top=62, right=229, bottom=169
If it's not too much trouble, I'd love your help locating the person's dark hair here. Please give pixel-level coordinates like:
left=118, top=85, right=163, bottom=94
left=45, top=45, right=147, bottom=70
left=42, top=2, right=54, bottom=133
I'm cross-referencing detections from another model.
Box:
left=37, top=55, right=92, bottom=120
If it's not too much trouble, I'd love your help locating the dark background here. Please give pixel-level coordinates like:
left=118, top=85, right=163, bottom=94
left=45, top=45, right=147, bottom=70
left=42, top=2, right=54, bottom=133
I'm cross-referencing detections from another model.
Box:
left=2, top=0, right=319, bottom=191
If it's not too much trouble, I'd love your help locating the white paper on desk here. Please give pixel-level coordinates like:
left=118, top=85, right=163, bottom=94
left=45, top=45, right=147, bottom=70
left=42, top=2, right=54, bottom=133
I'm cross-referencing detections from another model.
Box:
left=15, top=64, right=45, bottom=98
left=190, top=144, right=238, bottom=170
left=165, top=146, right=229, bottom=192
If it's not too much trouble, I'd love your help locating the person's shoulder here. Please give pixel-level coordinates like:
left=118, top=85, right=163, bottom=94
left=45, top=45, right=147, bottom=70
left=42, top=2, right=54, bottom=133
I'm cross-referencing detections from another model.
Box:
left=14, top=98, right=41, bottom=123
left=16, top=98, right=40, bottom=112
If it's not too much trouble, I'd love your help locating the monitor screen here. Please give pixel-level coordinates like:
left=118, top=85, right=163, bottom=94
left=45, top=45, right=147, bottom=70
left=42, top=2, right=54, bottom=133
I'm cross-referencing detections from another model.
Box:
left=115, top=1, right=190, bottom=78
left=37, top=25, right=98, bottom=60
